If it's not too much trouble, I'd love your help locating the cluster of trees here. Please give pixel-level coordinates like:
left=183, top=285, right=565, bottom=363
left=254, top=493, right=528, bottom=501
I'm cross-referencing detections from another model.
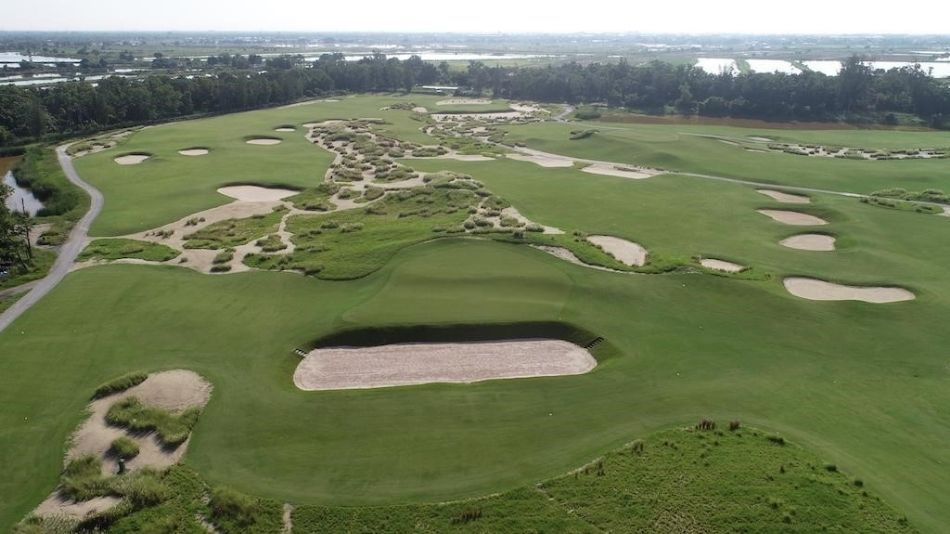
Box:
left=495, top=57, right=950, bottom=125
left=1, top=54, right=949, bottom=145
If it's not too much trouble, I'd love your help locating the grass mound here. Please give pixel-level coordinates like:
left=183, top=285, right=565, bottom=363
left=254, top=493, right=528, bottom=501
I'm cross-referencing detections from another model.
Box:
left=80, top=239, right=180, bottom=262
left=184, top=207, right=285, bottom=250
left=105, top=397, right=201, bottom=447
left=109, top=437, right=140, bottom=460
left=92, top=372, right=148, bottom=399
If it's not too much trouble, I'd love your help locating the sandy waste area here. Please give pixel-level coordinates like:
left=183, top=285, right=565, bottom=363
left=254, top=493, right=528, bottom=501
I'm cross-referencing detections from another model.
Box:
left=34, top=370, right=212, bottom=520
left=294, top=339, right=597, bottom=390
left=178, top=148, right=209, bottom=156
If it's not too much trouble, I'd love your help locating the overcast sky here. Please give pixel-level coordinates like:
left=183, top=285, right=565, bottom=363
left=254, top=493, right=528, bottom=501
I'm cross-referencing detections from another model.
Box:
left=3, top=0, right=950, bottom=34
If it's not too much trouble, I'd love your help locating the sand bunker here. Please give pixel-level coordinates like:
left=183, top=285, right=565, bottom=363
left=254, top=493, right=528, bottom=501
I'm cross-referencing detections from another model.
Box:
left=587, top=235, right=648, bottom=266
left=437, top=98, right=493, bottom=106
left=274, top=127, right=296, bottom=132
left=507, top=152, right=574, bottom=168
left=757, top=189, right=811, bottom=204
left=781, top=234, right=836, bottom=251
left=784, top=277, right=914, bottom=303
left=582, top=163, right=657, bottom=180
left=294, top=339, right=597, bottom=390
left=217, top=185, right=298, bottom=202
left=246, top=138, right=282, bottom=145
left=700, top=258, right=745, bottom=272
left=412, top=106, right=428, bottom=113
left=178, top=148, right=209, bottom=156
left=114, top=154, right=150, bottom=165
left=757, top=209, right=828, bottom=226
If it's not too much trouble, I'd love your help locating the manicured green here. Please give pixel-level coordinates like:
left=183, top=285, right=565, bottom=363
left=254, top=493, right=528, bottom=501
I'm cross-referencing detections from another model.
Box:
left=80, top=239, right=180, bottom=262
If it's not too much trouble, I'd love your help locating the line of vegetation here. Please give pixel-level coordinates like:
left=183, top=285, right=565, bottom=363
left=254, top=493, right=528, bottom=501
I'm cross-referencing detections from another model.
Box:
left=860, top=196, right=943, bottom=214
left=871, top=188, right=950, bottom=204
left=2, top=54, right=949, bottom=148
left=91, top=372, right=148, bottom=399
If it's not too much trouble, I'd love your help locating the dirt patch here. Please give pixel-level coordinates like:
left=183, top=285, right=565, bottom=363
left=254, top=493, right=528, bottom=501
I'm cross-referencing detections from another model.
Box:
left=437, top=98, right=493, bottom=106
left=246, top=138, right=282, bottom=146
left=294, top=339, right=597, bottom=390
left=114, top=154, right=150, bottom=165
left=700, top=258, right=745, bottom=272
left=587, top=235, right=648, bottom=266
left=757, top=189, right=811, bottom=204
left=784, top=277, right=915, bottom=303
left=780, top=234, right=836, bottom=251
left=757, top=209, right=828, bottom=226
left=179, top=148, right=209, bottom=156
left=217, top=186, right=298, bottom=202
left=582, top=163, right=658, bottom=180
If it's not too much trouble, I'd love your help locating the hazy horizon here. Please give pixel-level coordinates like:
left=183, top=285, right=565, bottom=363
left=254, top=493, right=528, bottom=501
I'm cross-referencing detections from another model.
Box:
left=4, top=0, right=950, bottom=35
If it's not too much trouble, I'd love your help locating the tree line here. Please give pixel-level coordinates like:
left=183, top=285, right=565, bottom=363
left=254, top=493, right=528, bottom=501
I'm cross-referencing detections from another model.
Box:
left=2, top=54, right=949, bottom=145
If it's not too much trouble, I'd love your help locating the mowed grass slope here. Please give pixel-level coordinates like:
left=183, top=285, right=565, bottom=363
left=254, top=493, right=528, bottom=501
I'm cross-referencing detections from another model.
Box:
left=502, top=121, right=950, bottom=193
left=1, top=237, right=949, bottom=531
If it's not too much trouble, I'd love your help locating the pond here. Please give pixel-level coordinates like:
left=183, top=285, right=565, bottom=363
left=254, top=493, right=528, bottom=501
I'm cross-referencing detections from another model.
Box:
left=2, top=167, right=44, bottom=216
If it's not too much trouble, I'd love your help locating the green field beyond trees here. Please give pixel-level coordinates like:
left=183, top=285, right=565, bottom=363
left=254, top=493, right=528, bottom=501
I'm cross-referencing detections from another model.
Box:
left=2, top=95, right=950, bottom=532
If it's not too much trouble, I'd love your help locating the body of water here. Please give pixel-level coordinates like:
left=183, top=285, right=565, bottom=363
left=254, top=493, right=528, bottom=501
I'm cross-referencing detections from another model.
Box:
left=3, top=170, right=44, bottom=216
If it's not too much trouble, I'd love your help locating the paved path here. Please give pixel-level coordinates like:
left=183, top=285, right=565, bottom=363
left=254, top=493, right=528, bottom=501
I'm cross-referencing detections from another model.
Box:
left=0, top=145, right=102, bottom=333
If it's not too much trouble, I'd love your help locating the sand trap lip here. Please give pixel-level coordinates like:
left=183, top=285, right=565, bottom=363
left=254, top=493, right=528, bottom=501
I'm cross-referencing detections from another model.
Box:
left=757, top=209, right=828, bottom=226
left=294, top=339, right=597, bottom=391
left=178, top=148, right=209, bottom=156
left=246, top=138, right=282, bottom=145
left=217, top=185, right=298, bottom=202
left=587, top=235, right=648, bottom=266
left=757, top=189, right=811, bottom=204
left=582, top=163, right=657, bottom=180
left=784, top=277, right=914, bottom=303
left=700, top=258, right=745, bottom=272
left=114, top=154, right=150, bottom=165
left=781, top=233, right=836, bottom=251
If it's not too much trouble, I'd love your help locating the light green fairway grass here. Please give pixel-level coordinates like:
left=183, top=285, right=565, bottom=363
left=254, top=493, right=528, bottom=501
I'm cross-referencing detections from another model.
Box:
left=502, top=121, right=950, bottom=194
left=1, top=236, right=949, bottom=531
left=75, top=95, right=455, bottom=236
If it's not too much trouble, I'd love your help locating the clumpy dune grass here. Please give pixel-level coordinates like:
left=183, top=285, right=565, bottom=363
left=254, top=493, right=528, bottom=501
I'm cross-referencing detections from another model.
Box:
left=109, top=437, right=140, bottom=461
left=184, top=207, right=285, bottom=249
left=91, top=372, right=148, bottom=399
left=79, top=239, right=180, bottom=262
left=105, top=397, right=201, bottom=447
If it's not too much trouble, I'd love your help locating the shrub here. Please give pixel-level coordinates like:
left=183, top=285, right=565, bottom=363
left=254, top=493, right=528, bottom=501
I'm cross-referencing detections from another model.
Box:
left=210, top=487, right=261, bottom=528
left=110, top=437, right=140, bottom=460
left=824, top=463, right=838, bottom=472
left=213, top=250, right=234, bottom=265
left=767, top=434, right=786, bottom=446
left=729, top=420, right=741, bottom=432
left=92, top=372, right=148, bottom=399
